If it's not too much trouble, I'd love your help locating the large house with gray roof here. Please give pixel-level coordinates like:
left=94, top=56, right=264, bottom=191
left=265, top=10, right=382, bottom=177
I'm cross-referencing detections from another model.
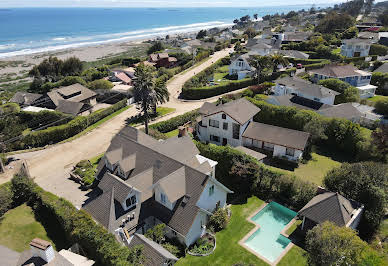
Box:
left=196, top=98, right=310, bottom=162
left=340, top=38, right=372, bottom=57
left=309, top=64, right=377, bottom=99
left=83, top=126, right=233, bottom=251
left=273, top=76, right=340, bottom=105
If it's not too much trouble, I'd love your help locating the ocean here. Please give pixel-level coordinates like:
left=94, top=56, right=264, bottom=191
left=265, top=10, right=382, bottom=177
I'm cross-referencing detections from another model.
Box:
left=0, top=6, right=328, bottom=58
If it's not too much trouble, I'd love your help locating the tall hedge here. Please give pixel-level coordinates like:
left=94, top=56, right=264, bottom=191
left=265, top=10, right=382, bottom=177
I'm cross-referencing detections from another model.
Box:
left=149, top=109, right=200, bottom=133
left=247, top=97, right=367, bottom=157
left=10, top=175, right=143, bottom=265
left=182, top=78, right=255, bottom=100
left=22, top=99, right=127, bottom=149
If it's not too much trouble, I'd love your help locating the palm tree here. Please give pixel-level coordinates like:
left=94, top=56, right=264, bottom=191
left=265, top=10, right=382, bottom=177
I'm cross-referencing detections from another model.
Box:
left=152, top=78, right=169, bottom=115
left=271, top=54, right=289, bottom=72
left=133, top=64, right=156, bottom=135
left=133, top=63, right=170, bottom=134
left=248, top=55, right=273, bottom=83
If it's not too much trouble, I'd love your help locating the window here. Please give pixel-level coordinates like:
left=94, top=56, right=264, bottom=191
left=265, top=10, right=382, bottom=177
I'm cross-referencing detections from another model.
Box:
left=209, top=119, right=219, bottom=128
left=209, top=185, right=214, bottom=196
left=223, top=122, right=228, bottom=130
left=126, top=195, right=137, bottom=207
left=263, top=142, right=274, bottom=150
left=222, top=114, right=226, bottom=119
left=313, top=97, right=321, bottom=102
left=286, top=147, right=295, bottom=157
left=210, top=135, right=220, bottom=142
left=232, top=123, right=240, bottom=140
left=161, top=193, right=167, bottom=204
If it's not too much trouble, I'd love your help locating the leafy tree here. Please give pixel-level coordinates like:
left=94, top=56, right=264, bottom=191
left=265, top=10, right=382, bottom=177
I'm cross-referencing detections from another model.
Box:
left=145, top=223, right=166, bottom=244
left=248, top=55, right=273, bottom=82
left=88, top=79, right=113, bottom=90
left=303, top=117, right=327, bottom=143
left=337, top=86, right=360, bottom=103
left=378, top=10, right=388, bottom=26
left=338, top=0, right=364, bottom=17
left=372, top=124, right=388, bottom=162
left=0, top=183, right=13, bottom=217
left=147, top=41, right=164, bottom=55
left=306, top=222, right=376, bottom=266
left=208, top=208, right=229, bottom=232
left=196, top=30, right=207, bottom=39
left=243, top=27, right=257, bottom=39
left=323, top=162, right=388, bottom=235
left=152, top=78, right=169, bottom=115
left=59, top=76, right=87, bottom=86
left=374, top=98, right=388, bottom=115
left=341, top=26, right=358, bottom=39
left=371, top=72, right=388, bottom=90
left=61, top=56, right=83, bottom=76
left=318, top=78, right=360, bottom=103
left=271, top=54, right=289, bottom=72
left=315, top=12, right=354, bottom=34
left=29, top=56, right=63, bottom=83
left=369, top=44, right=388, bottom=56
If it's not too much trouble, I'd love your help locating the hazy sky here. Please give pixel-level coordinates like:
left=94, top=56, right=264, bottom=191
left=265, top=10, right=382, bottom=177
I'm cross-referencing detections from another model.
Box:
left=0, top=0, right=356, bottom=8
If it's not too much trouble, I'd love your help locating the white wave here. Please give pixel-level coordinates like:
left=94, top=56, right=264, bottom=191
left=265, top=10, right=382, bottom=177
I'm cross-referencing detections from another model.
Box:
left=0, top=21, right=233, bottom=59
left=52, top=37, right=66, bottom=41
left=0, top=43, right=16, bottom=50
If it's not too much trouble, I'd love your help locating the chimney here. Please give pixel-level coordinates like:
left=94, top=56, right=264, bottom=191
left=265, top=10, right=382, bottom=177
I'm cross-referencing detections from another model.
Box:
left=29, top=238, right=55, bottom=263
left=178, top=126, right=187, bottom=138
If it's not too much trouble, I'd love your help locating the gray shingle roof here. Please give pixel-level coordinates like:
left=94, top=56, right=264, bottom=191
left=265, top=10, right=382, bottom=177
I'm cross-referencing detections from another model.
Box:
left=374, top=63, right=388, bottom=73
left=279, top=50, right=310, bottom=59
left=342, top=38, right=372, bottom=45
left=242, top=122, right=310, bottom=150
left=83, top=127, right=222, bottom=237
left=129, top=234, right=178, bottom=266
left=276, top=76, right=340, bottom=98
left=235, top=146, right=267, bottom=161
left=199, top=98, right=261, bottom=125
left=156, top=167, right=186, bottom=203
left=267, top=95, right=332, bottom=111
left=317, top=103, right=364, bottom=120
left=299, top=192, right=362, bottom=227
left=47, top=83, right=96, bottom=106
left=309, top=64, right=368, bottom=78
left=10, top=92, right=43, bottom=106
left=55, top=99, right=84, bottom=115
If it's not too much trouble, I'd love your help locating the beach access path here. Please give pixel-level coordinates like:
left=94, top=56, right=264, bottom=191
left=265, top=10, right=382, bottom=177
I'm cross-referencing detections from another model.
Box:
left=5, top=47, right=234, bottom=208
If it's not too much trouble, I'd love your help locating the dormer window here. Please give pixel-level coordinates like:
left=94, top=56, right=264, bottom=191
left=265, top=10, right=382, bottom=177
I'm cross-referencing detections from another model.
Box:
left=126, top=195, right=137, bottom=208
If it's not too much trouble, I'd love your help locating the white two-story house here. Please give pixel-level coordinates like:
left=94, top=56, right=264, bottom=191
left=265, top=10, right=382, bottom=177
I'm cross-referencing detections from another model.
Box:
left=83, top=126, right=233, bottom=257
left=274, top=76, right=340, bottom=105
left=310, top=64, right=377, bottom=99
left=229, top=54, right=256, bottom=80
left=340, top=38, right=372, bottom=58
left=196, top=98, right=310, bottom=162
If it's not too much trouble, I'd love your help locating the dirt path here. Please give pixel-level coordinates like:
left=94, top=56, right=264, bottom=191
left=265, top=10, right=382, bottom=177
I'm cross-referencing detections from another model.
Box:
left=1, top=48, right=234, bottom=207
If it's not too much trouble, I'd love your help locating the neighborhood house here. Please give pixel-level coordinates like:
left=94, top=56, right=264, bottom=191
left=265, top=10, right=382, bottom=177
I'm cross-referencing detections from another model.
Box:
left=340, top=38, right=372, bottom=58
left=196, top=98, right=310, bottom=162
left=229, top=54, right=255, bottom=80
left=310, top=64, right=377, bottom=98
left=83, top=127, right=233, bottom=252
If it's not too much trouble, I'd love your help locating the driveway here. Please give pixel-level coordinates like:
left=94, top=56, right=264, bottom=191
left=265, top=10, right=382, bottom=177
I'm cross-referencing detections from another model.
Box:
left=4, top=48, right=234, bottom=208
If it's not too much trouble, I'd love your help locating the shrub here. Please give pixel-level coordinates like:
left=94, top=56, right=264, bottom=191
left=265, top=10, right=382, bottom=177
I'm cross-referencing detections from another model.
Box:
left=371, top=72, right=388, bottom=91
left=122, top=57, right=141, bottom=66
left=374, top=99, right=388, bottom=115
left=88, top=79, right=114, bottom=90
left=162, top=243, right=181, bottom=257
left=208, top=208, right=229, bottom=232
left=182, top=79, right=255, bottom=100
left=145, top=223, right=166, bottom=244
left=0, top=182, right=13, bottom=217
left=149, top=109, right=199, bottom=133
left=74, top=160, right=96, bottom=186
left=369, top=44, right=388, bottom=56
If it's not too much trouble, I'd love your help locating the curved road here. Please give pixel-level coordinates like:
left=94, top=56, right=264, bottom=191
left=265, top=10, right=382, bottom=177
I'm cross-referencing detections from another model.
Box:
left=3, top=47, right=233, bottom=207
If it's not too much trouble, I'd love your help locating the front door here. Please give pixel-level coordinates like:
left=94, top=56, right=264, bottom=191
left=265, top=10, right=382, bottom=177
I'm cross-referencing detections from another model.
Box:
left=354, top=51, right=361, bottom=57
left=222, top=138, right=227, bottom=146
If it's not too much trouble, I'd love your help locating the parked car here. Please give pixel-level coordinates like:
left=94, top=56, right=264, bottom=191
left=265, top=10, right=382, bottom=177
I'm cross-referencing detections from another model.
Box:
left=296, top=63, right=303, bottom=69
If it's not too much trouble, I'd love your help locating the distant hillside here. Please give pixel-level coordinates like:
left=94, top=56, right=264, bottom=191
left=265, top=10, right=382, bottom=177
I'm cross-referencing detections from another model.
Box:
left=375, top=1, right=388, bottom=8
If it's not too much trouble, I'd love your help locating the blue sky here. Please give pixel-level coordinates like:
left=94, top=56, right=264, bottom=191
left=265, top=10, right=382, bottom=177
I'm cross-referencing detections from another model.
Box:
left=0, top=0, right=352, bottom=8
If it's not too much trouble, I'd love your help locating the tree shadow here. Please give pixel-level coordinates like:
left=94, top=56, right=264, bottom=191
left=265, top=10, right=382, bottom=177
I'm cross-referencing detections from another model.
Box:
left=313, top=145, right=353, bottom=163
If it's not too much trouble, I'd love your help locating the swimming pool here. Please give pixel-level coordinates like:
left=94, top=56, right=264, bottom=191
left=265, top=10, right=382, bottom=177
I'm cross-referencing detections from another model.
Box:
left=243, top=202, right=297, bottom=263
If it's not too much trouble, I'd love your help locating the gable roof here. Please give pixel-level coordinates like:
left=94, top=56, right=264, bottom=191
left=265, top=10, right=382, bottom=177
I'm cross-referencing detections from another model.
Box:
left=317, top=103, right=364, bottom=120
left=267, top=95, right=332, bottom=111
left=242, top=122, right=310, bottom=150
left=278, top=50, right=310, bottom=59
left=374, top=62, right=388, bottom=73
left=276, top=76, right=340, bottom=98
left=299, top=192, right=362, bottom=227
left=10, top=92, right=43, bottom=106
left=83, top=127, right=227, bottom=237
left=114, top=72, right=132, bottom=84
left=199, top=98, right=261, bottom=125
left=47, top=83, right=96, bottom=106
left=310, top=64, right=371, bottom=78
left=55, top=99, right=85, bottom=115
left=342, top=38, right=372, bottom=45
left=129, top=234, right=178, bottom=266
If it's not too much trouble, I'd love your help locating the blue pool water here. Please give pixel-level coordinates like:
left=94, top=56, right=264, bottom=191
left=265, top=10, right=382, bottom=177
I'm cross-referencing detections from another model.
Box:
left=244, top=202, right=297, bottom=263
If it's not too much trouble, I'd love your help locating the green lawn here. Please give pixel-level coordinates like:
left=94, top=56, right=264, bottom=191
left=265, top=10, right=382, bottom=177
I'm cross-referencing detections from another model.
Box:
left=267, top=149, right=342, bottom=185
left=0, top=204, right=56, bottom=252
left=368, top=95, right=388, bottom=103
left=278, top=246, right=308, bottom=266
left=176, top=196, right=308, bottom=266
left=156, top=107, right=176, bottom=116
left=165, top=129, right=179, bottom=138
left=129, top=107, right=176, bottom=126
left=285, top=219, right=302, bottom=236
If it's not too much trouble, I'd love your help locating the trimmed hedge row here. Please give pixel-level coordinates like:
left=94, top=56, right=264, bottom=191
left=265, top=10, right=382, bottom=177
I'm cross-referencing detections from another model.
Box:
left=194, top=142, right=316, bottom=210
left=182, top=78, right=256, bottom=100
left=10, top=175, right=143, bottom=265
left=21, top=99, right=127, bottom=149
left=248, top=97, right=368, bottom=157
left=149, top=109, right=200, bottom=133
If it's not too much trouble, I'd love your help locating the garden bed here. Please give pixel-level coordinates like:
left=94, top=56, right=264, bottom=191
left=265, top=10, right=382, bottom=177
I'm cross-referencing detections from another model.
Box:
left=187, top=232, right=216, bottom=256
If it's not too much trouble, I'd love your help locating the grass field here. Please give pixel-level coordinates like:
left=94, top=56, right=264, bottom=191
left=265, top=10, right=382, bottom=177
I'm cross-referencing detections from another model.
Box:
left=176, top=196, right=307, bottom=266
left=0, top=204, right=56, bottom=252
left=368, top=95, right=388, bottom=103
left=267, top=147, right=343, bottom=185
left=165, top=129, right=179, bottom=138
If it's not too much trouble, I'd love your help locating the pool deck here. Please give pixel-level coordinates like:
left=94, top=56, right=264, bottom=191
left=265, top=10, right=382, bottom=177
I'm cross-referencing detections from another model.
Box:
left=238, top=202, right=297, bottom=266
